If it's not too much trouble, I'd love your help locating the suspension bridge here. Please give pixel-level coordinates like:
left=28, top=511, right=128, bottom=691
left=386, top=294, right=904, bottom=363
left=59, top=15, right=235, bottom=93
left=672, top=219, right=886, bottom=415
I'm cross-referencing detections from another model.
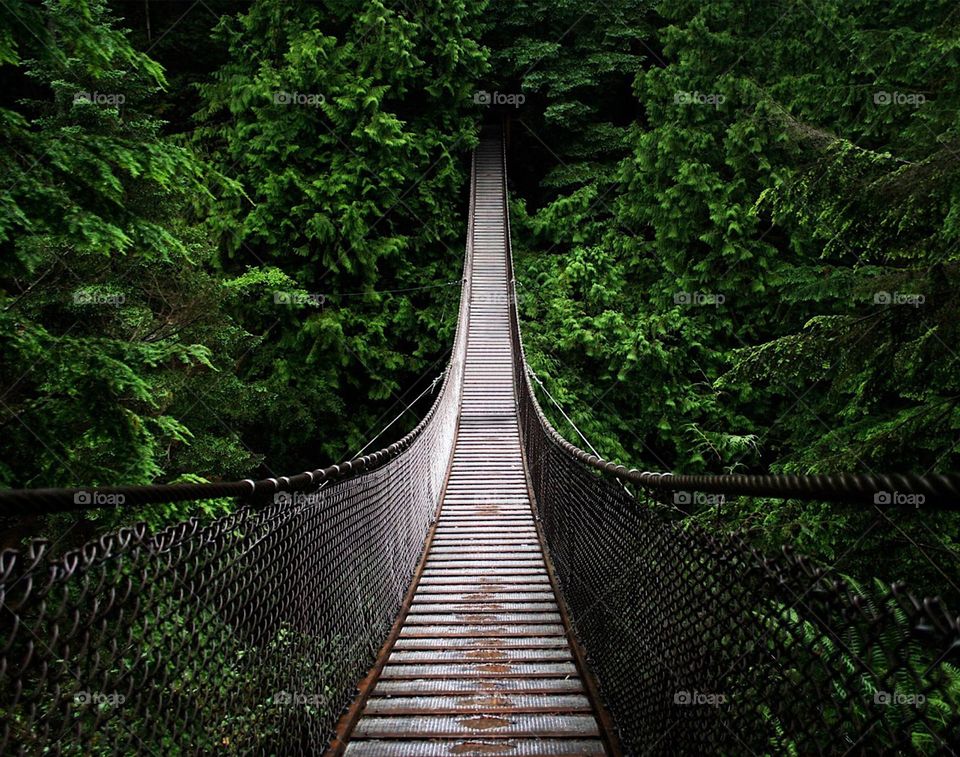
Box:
left=1, top=129, right=958, bottom=755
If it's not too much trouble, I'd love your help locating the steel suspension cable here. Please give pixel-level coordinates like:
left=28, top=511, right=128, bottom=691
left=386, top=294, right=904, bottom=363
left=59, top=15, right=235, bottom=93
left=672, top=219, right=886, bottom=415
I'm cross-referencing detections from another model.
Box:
left=500, top=125, right=960, bottom=754
left=350, top=368, right=447, bottom=460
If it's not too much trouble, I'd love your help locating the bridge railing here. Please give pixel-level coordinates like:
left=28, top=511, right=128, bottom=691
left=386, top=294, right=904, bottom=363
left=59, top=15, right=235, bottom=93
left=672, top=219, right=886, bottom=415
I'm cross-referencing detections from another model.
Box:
left=500, top=137, right=960, bottom=754
left=0, top=161, right=475, bottom=757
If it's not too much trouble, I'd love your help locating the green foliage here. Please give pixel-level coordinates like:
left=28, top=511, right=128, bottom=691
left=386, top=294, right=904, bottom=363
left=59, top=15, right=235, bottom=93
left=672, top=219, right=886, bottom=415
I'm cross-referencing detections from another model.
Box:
left=0, top=0, right=956, bottom=604
left=196, top=0, right=487, bottom=466
left=0, top=0, right=487, bottom=539
left=499, top=0, right=960, bottom=596
left=0, top=0, right=260, bottom=495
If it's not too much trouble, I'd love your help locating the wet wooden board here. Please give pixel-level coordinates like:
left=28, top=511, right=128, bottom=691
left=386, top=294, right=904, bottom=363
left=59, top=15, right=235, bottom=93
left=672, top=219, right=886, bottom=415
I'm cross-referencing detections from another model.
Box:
left=344, top=739, right=605, bottom=756
left=352, top=714, right=600, bottom=739
left=335, top=137, right=607, bottom=756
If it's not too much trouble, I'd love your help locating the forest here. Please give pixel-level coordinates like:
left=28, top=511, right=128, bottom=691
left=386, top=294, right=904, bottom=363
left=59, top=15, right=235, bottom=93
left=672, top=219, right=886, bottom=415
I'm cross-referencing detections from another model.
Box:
left=1, top=0, right=958, bottom=603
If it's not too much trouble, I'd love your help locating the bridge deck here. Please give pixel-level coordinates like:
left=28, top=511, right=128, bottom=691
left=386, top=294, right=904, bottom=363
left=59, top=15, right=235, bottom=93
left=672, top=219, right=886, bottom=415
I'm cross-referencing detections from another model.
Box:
left=332, top=138, right=608, bottom=756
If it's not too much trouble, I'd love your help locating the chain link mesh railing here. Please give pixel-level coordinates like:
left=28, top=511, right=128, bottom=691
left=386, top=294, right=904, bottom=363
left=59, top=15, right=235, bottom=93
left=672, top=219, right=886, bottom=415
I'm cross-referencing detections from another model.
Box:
left=0, top=158, right=476, bottom=756
left=499, top=137, right=960, bottom=754
left=515, top=396, right=960, bottom=753
left=3, top=130, right=960, bottom=756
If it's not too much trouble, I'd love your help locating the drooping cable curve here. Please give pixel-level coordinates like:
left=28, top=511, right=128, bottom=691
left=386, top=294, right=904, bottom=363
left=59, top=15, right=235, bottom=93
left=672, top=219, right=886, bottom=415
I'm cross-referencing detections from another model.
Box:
left=0, top=128, right=956, bottom=755
left=329, top=136, right=617, bottom=755
left=0, top=152, right=480, bottom=756
left=501, top=134, right=960, bottom=754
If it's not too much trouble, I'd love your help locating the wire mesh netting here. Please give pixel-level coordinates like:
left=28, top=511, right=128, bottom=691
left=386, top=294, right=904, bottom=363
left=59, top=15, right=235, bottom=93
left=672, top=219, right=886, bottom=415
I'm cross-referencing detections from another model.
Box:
left=2, top=410, right=465, bottom=754
left=0, top=452, right=454, bottom=754
left=489, top=126, right=960, bottom=752
left=512, top=325, right=960, bottom=756
left=0, top=202, right=474, bottom=755
left=3, top=133, right=959, bottom=756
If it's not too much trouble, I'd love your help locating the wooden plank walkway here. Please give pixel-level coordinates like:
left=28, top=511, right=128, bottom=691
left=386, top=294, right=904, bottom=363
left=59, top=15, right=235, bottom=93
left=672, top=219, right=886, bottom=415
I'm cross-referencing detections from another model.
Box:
left=331, top=136, right=609, bottom=757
